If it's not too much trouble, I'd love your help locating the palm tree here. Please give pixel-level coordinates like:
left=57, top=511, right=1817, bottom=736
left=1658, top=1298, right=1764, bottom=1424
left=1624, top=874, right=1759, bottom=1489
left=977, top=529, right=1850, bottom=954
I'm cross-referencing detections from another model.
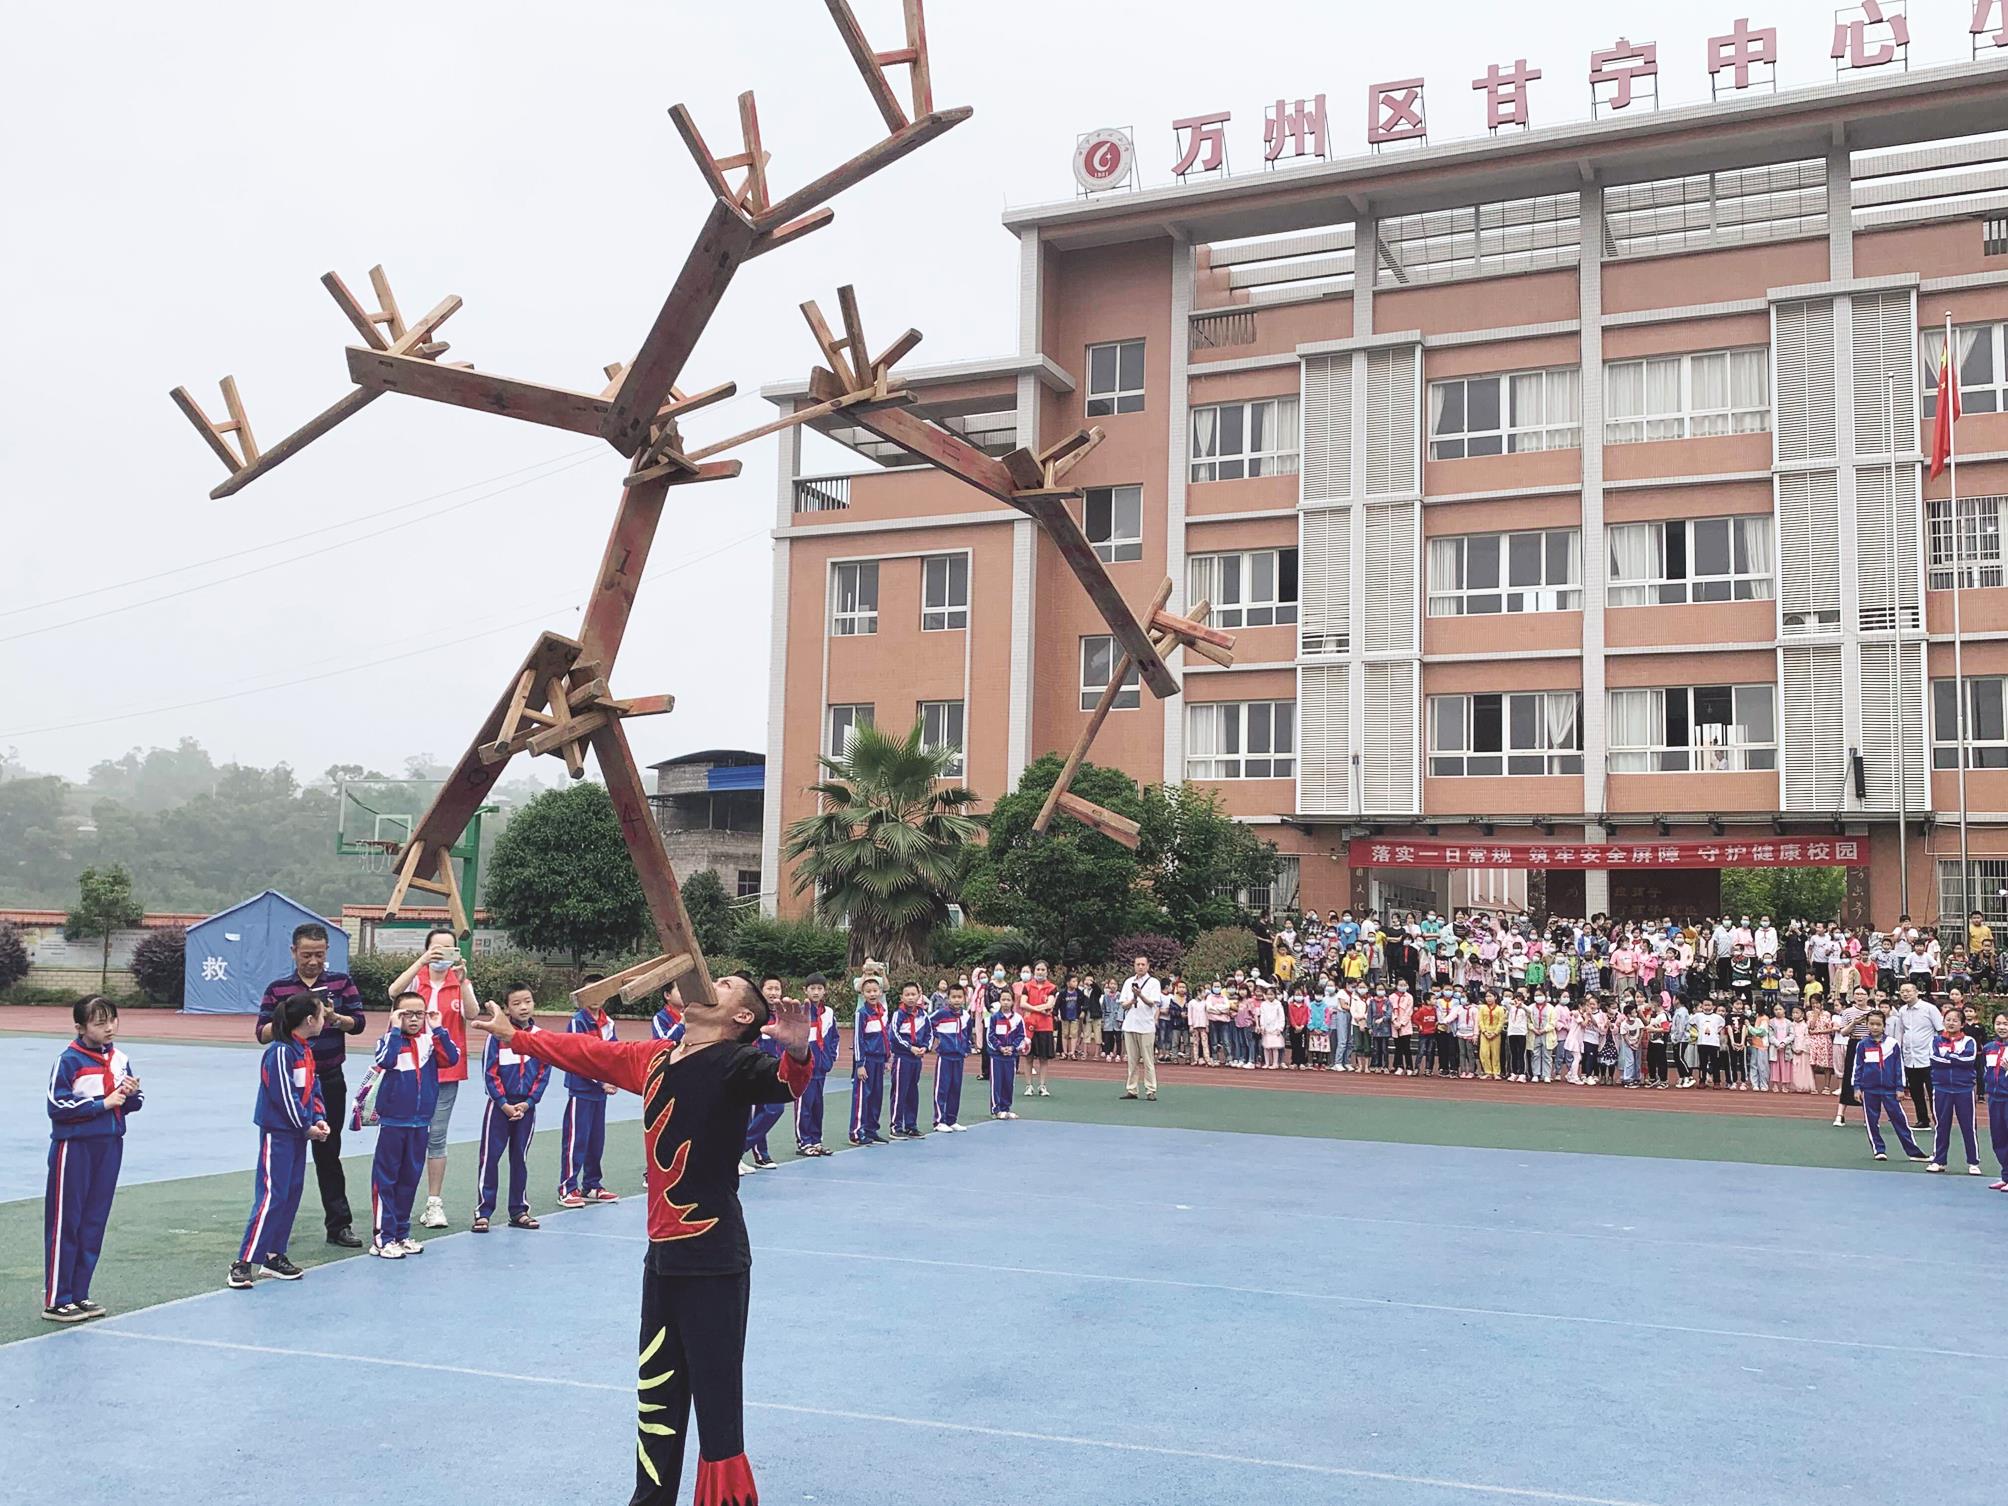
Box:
left=782, top=721, right=983, bottom=970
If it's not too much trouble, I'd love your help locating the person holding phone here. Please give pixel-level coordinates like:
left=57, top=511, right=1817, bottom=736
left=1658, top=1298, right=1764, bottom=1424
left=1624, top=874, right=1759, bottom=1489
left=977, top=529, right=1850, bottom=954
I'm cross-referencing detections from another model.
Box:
left=388, top=926, right=473, bottom=1228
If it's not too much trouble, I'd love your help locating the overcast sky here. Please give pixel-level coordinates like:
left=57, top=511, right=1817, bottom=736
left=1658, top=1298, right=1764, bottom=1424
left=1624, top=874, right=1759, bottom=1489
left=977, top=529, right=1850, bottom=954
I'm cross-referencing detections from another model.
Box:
left=0, top=0, right=1970, bottom=784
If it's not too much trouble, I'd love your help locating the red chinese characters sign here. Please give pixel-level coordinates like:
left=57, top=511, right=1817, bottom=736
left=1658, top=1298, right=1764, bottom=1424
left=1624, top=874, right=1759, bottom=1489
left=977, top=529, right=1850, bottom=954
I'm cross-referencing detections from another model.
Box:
left=1347, top=838, right=1869, bottom=870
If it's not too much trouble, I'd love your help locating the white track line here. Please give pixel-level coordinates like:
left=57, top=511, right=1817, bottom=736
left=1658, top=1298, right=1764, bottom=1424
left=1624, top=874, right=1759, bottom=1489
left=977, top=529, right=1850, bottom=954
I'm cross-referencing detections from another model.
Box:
left=70, top=1329, right=1668, bottom=1506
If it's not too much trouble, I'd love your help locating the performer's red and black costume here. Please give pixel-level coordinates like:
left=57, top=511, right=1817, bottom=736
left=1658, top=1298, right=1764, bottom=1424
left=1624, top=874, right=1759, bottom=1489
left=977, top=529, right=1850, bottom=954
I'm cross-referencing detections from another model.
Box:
left=509, top=1025, right=811, bottom=1506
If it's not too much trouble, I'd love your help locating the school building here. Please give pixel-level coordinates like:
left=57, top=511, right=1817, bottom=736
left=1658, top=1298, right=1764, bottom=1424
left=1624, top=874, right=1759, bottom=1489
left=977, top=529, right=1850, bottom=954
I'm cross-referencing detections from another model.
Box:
left=757, top=51, right=2008, bottom=932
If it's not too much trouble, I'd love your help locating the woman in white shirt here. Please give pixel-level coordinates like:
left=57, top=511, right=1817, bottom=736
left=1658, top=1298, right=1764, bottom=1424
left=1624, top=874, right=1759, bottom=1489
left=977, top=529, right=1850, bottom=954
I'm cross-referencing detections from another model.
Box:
left=1257, top=992, right=1287, bottom=1070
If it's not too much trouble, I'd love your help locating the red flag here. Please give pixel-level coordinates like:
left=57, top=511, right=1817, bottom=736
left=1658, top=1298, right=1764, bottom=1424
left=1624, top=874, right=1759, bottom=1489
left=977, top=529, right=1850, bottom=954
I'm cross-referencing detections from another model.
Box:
left=1930, top=335, right=1962, bottom=479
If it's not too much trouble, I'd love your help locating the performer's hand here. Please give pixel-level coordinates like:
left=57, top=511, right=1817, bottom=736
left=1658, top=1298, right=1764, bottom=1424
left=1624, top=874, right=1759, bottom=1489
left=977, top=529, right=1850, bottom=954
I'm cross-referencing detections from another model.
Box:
left=771, top=996, right=813, bottom=1058
left=308, top=1120, right=330, bottom=1142
left=470, top=1001, right=516, bottom=1043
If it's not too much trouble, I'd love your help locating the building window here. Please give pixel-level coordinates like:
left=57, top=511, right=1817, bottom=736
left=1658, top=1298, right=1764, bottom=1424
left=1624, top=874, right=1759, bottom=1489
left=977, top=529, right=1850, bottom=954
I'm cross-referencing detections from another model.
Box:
left=1186, top=701, right=1295, bottom=780
left=918, top=699, right=965, bottom=777
left=1189, top=397, right=1300, bottom=481
left=1926, top=497, right=2006, bottom=591
left=1086, top=339, right=1145, bottom=416
left=735, top=869, right=762, bottom=900
left=1188, top=548, right=1298, bottom=628
left=920, top=554, right=969, bottom=631
left=1922, top=322, right=2006, bottom=417
left=826, top=703, right=874, bottom=757
left=1428, top=692, right=1582, bottom=776
left=1604, top=349, right=1769, bottom=443
left=1426, top=529, right=1581, bottom=616
left=1079, top=635, right=1140, bottom=711
left=1218, top=855, right=1301, bottom=915
left=1932, top=677, right=2008, bottom=769
left=1606, top=516, right=1773, bottom=607
left=1939, top=859, right=2008, bottom=936
left=1427, top=368, right=1582, bottom=459
left=1608, top=685, right=1778, bottom=772
left=830, top=560, right=878, bottom=636
left=1987, top=216, right=2008, bottom=258
left=1085, top=484, right=1143, bottom=563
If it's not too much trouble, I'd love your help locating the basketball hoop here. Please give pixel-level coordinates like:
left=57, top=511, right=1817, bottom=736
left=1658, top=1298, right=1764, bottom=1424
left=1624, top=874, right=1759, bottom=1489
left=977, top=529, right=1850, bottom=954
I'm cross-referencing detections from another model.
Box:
left=348, top=839, right=400, bottom=876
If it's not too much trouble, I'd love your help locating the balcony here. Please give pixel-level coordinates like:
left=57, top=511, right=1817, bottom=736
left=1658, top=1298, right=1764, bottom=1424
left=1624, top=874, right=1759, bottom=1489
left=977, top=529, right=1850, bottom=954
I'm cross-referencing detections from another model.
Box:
left=795, top=475, right=850, bottom=512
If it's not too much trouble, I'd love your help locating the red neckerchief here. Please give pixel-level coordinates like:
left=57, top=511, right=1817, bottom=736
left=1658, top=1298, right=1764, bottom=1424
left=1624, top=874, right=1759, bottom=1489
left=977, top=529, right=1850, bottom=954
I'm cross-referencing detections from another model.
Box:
left=291, top=1038, right=318, bottom=1114
left=73, top=1040, right=122, bottom=1116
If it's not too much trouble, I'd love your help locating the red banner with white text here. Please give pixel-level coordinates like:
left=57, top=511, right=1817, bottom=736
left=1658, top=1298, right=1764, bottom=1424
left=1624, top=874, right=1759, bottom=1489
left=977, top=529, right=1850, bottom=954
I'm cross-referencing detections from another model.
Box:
left=1347, top=837, right=1868, bottom=870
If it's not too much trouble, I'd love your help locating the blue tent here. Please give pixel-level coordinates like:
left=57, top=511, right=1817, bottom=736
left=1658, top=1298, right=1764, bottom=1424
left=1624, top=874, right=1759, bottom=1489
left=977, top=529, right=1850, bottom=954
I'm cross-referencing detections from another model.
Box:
left=183, top=891, right=348, bottom=1015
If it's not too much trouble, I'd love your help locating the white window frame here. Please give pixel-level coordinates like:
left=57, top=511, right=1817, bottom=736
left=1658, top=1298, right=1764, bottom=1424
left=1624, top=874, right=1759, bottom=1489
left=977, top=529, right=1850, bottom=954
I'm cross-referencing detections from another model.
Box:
left=1603, top=348, right=1770, bottom=444
left=1084, top=484, right=1143, bottom=563
left=735, top=869, right=762, bottom=900
left=1926, top=497, right=2006, bottom=591
left=1219, top=855, right=1301, bottom=914
left=918, top=699, right=966, bottom=778
left=1185, top=700, right=1295, bottom=780
left=1079, top=635, right=1140, bottom=711
left=826, top=703, right=874, bottom=757
left=1932, top=676, right=2008, bottom=770
left=1607, top=685, right=1778, bottom=773
left=1427, top=692, right=1583, bottom=776
left=920, top=553, right=969, bottom=631
left=1426, top=529, right=1582, bottom=617
left=1086, top=339, right=1145, bottom=417
left=1189, top=397, right=1301, bottom=481
left=830, top=560, right=879, bottom=637
left=1921, top=321, right=2007, bottom=418
left=1188, top=548, right=1299, bottom=629
left=1427, top=368, right=1582, bottom=459
left=1605, top=515, right=1775, bottom=608
left=1939, top=859, right=2008, bottom=935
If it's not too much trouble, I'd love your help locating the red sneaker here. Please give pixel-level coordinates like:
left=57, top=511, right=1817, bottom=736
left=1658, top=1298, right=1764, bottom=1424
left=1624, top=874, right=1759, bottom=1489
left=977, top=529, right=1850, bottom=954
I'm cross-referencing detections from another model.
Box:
left=556, top=1192, right=586, bottom=1209
left=583, top=1188, right=621, bottom=1204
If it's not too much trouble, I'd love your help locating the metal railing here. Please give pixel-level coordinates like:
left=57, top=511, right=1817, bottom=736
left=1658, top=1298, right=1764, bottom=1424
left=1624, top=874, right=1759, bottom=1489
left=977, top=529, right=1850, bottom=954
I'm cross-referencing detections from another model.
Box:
left=794, top=475, right=851, bottom=512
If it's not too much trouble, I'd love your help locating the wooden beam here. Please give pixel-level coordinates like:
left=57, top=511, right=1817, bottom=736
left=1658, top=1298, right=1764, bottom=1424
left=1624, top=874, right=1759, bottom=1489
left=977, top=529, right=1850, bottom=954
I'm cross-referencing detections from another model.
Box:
left=601, top=201, right=761, bottom=456
left=606, top=692, right=676, bottom=718
left=655, top=380, right=736, bottom=421
left=368, top=264, right=406, bottom=340
left=384, top=294, right=462, bottom=356
left=836, top=285, right=870, bottom=390
left=591, top=717, right=718, bottom=1007
left=566, top=676, right=610, bottom=708
left=748, top=207, right=833, bottom=260
left=755, top=107, right=969, bottom=233
left=871, top=327, right=923, bottom=375
left=736, top=91, right=769, bottom=214
left=799, top=299, right=856, bottom=391
left=1054, top=791, right=1141, bottom=848
left=903, top=0, right=934, bottom=117
left=1034, top=581, right=1179, bottom=833
left=384, top=842, right=427, bottom=919
left=831, top=398, right=1020, bottom=497
left=824, top=0, right=909, bottom=132
left=209, top=387, right=381, bottom=499
left=346, top=348, right=614, bottom=437
left=497, top=669, right=536, bottom=742
left=218, top=376, right=259, bottom=462
left=999, top=447, right=1046, bottom=491
left=545, top=675, right=585, bottom=779
left=168, top=386, right=244, bottom=473
left=618, top=952, right=697, bottom=1007
left=1186, top=636, right=1234, bottom=668
left=1150, top=608, right=1235, bottom=651
left=1010, top=493, right=1180, bottom=698
left=667, top=103, right=740, bottom=205
left=322, top=271, right=390, bottom=350
left=527, top=708, right=610, bottom=759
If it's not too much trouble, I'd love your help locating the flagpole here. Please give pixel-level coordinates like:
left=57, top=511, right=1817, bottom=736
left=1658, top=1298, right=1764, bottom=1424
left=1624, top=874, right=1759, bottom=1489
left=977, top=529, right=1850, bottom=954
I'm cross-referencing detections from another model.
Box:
left=1946, top=312, right=1973, bottom=929
left=1889, top=370, right=1909, bottom=919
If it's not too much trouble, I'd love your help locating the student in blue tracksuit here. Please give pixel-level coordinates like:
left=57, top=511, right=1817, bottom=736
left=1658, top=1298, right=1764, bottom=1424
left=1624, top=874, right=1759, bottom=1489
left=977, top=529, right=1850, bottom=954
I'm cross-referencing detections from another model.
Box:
left=849, top=977, right=889, bottom=1145
left=474, top=984, right=551, bottom=1231
left=742, top=977, right=790, bottom=1172
left=43, top=995, right=143, bottom=1322
left=229, top=990, right=331, bottom=1290
left=364, top=990, right=461, bottom=1257
left=793, top=974, right=840, bottom=1157
left=988, top=996, right=1028, bottom=1119
left=888, top=982, right=931, bottom=1139
left=928, top=982, right=973, bottom=1131
left=1983, top=1011, right=2008, bottom=1190
left=558, top=996, right=622, bottom=1208
left=1852, top=1010, right=1925, bottom=1162
left=1928, top=1006, right=1983, bottom=1174
left=652, top=993, right=685, bottom=1043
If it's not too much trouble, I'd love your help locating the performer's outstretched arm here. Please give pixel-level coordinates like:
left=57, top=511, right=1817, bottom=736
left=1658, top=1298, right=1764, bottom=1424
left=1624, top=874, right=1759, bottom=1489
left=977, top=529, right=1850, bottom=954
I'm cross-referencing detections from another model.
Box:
left=472, top=1005, right=654, bottom=1094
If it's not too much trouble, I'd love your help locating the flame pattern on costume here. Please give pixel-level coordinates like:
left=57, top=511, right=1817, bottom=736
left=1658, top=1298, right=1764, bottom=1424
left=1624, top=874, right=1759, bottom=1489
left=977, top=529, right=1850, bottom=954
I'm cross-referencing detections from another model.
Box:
left=635, top=1324, right=678, bottom=1487
left=643, top=1058, right=719, bottom=1242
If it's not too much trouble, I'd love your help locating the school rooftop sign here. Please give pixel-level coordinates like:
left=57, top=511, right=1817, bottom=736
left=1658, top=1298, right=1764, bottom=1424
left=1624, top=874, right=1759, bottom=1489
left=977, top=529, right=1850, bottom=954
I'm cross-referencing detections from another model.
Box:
left=1048, top=3, right=2007, bottom=207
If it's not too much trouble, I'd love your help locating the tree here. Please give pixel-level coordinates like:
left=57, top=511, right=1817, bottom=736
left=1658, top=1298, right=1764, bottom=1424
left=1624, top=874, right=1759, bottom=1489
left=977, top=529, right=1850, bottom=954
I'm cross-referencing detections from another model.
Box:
left=0, top=920, right=29, bottom=993
left=1720, top=866, right=1846, bottom=925
left=681, top=868, right=741, bottom=958
left=485, top=783, right=651, bottom=966
left=130, top=926, right=187, bottom=1004
left=1137, top=783, right=1281, bottom=940
left=782, top=722, right=983, bottom=971
left=961, top=754, right=1157, bottom=966
left=66, top=864, right=144, bottom=992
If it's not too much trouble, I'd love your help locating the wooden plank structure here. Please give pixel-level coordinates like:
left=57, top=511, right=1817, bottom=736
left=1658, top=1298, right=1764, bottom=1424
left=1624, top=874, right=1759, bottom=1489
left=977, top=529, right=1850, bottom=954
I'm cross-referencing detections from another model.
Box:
left=164, top=2, right=970, bottom=1008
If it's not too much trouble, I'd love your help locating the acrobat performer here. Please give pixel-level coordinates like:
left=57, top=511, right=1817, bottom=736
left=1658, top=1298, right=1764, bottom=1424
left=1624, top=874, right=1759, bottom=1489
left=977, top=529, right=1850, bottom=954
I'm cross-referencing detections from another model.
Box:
left=471, top=974, right=812, bottom=1506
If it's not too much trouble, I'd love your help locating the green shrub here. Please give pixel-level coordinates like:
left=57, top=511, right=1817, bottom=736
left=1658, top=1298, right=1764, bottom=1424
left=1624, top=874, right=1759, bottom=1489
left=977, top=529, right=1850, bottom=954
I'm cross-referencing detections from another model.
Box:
left=130, top=926, right=187, bottom=1005
left=1183, top=926, right=1258, bottom=986
left=927, top=924, right=1033, bottom=970
left=732, top=916, right=848, bottom=979
left=0, top=922, right=28, bottom=993
left=1111, top=932, right=1185, bottom=977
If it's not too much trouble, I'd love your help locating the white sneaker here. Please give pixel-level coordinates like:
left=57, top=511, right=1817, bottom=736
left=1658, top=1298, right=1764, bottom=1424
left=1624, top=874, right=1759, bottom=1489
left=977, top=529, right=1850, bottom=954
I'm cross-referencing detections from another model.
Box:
left=369, top=1241, right=405, bottom=1260
left=738, top=1162, right=755, bottom=1177
left=420, top=1198, right=448, bottom=1229
left=1970, top=1165, right=1985, bottom=1176
left=399, top=1238, right=425, bottom=1255
left=1039, top=1085, right=1052, bottom=1097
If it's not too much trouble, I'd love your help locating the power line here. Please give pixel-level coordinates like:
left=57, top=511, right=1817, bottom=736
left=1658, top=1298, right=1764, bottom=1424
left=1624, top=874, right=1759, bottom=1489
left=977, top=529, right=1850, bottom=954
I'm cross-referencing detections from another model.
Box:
left=0, top=528, right=767, bottom=739
left=0, top=453, right=607, bottom=645
left=0, top=445, right=602, bottom=620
